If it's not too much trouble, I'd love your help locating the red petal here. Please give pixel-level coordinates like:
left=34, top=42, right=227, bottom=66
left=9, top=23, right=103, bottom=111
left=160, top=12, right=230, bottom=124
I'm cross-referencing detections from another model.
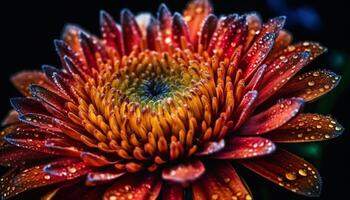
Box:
left=86, top=170, right=125, bottom=184
left=240, top=97, right=304, bottom=135
left=161, top=183, right=184, bottom=200
left=273, top=70, right=341, bottom=102
left=264, top=113, right=344, bottom=143
left=50, top=182, right=105, bottom=200
left=11, top=71, right=53, bottom=96
left=195, top=139, right=225, bottom=156
left=172, top=13, right=191, bottom=48
left=192, top=162, right=252, bottom=200
left=213, top=137, right=275, bottom=159
left=244, top=13, right=262, bottom=51
left=183, top=0, right=213, bottom=46
left=207, top=14, right=238, bottom=54
left=233, top=90, right=258, bottom=130
left=241, top=16, right=286, bottom=79
left=146, top=17, right=160, bottom=50
left=240, top=148, right=322, bottom=197
left=244, top=64, right=267, bottom=92
left=10, top=97, right=48, bottom=116
left=158, top=4, right=173, bottom=50
left=19, top=113, right=88, bottom=141
left=267, top=30, right=293, bottom=61
left=162, top=160, right=205, bottom=184
left=121, top=9, right=142, bottom=54
left=0, top=144, right=51, bottom=167
left=100, top=10, right=124, bottom=56
left=43, top=158, right=90, bottom=178
left=103, top=173, right=162, bottom=200
left=198, top=14, right=218, bottom=50
left=0, top=161, right=83, bottom=199
left=80, top=152, right=116, bottom=167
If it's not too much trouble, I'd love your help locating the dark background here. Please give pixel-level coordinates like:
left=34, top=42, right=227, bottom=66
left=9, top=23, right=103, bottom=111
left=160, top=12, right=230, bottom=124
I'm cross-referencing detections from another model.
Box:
left=0, top=0, right=349, bottom=199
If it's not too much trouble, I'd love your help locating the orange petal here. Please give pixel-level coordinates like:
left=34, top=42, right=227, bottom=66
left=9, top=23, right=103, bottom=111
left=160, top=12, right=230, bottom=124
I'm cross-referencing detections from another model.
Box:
left=80, top=152, right=116, bottom=167
left=240, top=148, right=322, bottom=197
left=103, top=173, right=162, bottom=200
left=183, top=0, right=213, bottom=45
left=162, top=160, right=205, bottom=184
left=240, top=97, right=304, bottom=135
left=11, top=70, right=53, bottom=96
left=161, top=183, right=184, bottom=200
left=213, top=137, right=275, bottom=159
left=273, top=70, right=341, bottom=102
left=264, top=113, right=343, bottom=143
left=192, top=162, right=252, bottom=200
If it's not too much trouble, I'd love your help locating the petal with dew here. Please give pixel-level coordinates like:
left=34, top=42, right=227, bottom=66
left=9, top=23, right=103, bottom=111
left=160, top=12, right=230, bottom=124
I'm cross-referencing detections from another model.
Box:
left=11, top=71, right=53, bottom=96
left=103, top=173, right=162, bottom=200
left=240, top=97, right=304, bottom=135
left=273, top=70, right=341, bottom=102
left=183, top=0, right=213, bottom=45
left=240, top=148, right=322, bottom=197
left=213, top=137, right=275, bottom=159
left=192, top=162, right=252, bottom=200
left=264, top=113, right=344, bottom=143
left=162, top=160, right=205, bottom=184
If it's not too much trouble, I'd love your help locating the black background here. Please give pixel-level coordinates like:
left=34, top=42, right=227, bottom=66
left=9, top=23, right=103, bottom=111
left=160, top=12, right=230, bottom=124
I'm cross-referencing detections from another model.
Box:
left=0, top=0, right=349, bottom=199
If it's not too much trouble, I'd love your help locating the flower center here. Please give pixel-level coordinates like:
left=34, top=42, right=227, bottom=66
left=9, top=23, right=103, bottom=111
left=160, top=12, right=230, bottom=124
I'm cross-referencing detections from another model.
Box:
left=73, top=50, right=242, bottom=172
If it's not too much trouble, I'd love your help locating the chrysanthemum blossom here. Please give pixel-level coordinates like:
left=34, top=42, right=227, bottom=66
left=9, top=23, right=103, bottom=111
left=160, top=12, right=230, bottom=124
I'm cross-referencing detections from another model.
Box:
left=0, top=0, right=343, bottom=199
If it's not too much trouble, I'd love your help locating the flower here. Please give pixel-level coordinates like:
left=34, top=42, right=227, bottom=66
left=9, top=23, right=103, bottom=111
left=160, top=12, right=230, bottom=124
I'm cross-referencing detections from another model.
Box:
left=0, top=0, right=344, bottom=199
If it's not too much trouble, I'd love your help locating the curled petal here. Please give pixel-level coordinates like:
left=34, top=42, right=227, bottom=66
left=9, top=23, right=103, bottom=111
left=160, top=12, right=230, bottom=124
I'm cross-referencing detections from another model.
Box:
left=162, top=160, right=205, bottom=184
left=233, top=90, right=258, bottom=130
left=267, top=30, right=293, bottom=60
left=1, top=110, right=19, bottom=126
left=86, top=170, right=125, bottom=185
left=103, top=173, right=162, bottom=200
left=213, top=137, right=275, bottom=159
left=11, top=71, right=53, bottom=96
left=80, top=151, right=116, bottom=167
left=161, top=183, right=184, bottom=200
left=240, top=148, right=322, bottom=197
left=273, top=70, right=341, bottom=102
left=264, top=113, right=344, bottom=143
left=183, top=0, right=213, bottom=45
left=195, top=139, right=225, bottom=156
left=192, top=162, right=252, bottom=200
left=240, top=97, right=304, bottom=135
left=121, top=9, right=142, bottom=54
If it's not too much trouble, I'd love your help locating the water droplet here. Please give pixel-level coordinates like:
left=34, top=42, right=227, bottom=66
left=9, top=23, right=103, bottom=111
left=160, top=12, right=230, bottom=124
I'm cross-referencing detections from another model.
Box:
left=312, top=71, right=320, bottom=77
left=44, top=175, right=51, bottom=180
left=211, top=194, right=219, bottom=200
left=68, top=167, right=76, bottom=173
left=308, top=81, right=315, bottom=86
left=298, top=169, right=307, bottom=177
left=245, top=194, right=252, bottom=200
left=109, top=195, right=117, bottom=200
left=285, top=172, right=297, bottom=180
left=224, top=177, right=231, bottom=183
left=316, top=125, right=322, bottom=129
left=335, top=126, right=342, bottom=131
left=312, top=116, right=320, bottom=121
left=325, top=134, right=330, bottom=139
